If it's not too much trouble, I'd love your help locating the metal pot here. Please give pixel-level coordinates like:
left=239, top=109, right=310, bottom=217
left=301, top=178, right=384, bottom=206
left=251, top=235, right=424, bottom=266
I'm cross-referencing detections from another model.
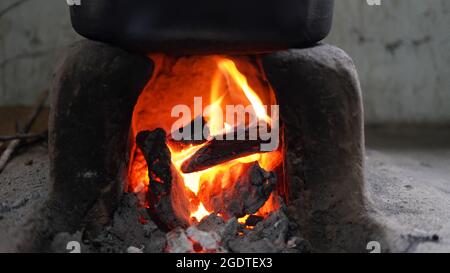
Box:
left=69, top=0, right=334, bottom=54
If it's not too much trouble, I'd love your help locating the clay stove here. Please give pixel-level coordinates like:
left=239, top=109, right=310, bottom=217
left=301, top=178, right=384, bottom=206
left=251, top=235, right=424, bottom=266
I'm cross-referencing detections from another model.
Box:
left=17, top=0, right=381, bottom=253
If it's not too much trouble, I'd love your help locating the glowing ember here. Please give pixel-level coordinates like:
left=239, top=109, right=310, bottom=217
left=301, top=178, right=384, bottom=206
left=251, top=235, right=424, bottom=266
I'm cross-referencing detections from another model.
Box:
left=238, top=215, right=250, bottom=224
left=191, top=203, right=210, bottom=222
left=129, top=55, right=284, bottom=225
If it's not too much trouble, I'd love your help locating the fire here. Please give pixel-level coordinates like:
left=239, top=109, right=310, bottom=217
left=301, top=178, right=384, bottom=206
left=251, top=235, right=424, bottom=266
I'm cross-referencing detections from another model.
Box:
left=217, top=59, right=272, bottom=124
left=190, top=203, right=210, bottom=222
left=129, top=55, right=283, bottom=225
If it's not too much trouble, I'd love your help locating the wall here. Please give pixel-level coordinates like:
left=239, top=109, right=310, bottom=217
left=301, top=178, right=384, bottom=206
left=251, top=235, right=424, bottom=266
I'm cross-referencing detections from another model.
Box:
left=1, top=0, right=450, bottom=124
left=327, top=0, right=450, bottom=124
left=0, top=0, right=79, bottom=105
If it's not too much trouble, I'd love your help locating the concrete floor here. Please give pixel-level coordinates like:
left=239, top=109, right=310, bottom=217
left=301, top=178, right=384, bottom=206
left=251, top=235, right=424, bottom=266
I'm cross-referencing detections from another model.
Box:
left=365, top=126, right=450, bottom=252
left=0, top=126, right=449, bottom=252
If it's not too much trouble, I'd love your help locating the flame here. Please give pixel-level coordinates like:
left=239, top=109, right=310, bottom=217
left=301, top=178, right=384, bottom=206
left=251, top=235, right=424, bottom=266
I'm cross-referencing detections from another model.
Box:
left=129, top=55, right=283, bottom=224
left=217, top=59, right=272, bottom=124
left=170, top=143, right=205, bottom=194
left=238, top=215, right=250, bottom=224
left=191, top=203, right=210, bottom=222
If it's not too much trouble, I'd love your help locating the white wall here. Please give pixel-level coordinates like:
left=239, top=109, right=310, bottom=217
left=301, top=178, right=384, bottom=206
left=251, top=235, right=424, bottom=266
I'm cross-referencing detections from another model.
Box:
left=0, top=0, right=79, bottom=105
left=327, top=0, right=450, bottom=124
left=1, top=0, right=449, bottom=124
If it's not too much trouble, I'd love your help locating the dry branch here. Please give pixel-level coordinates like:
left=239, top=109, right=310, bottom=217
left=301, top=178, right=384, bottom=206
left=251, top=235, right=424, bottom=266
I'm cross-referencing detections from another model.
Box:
left=0, top=89, right=48, bottom=173
left=0, top=131, right=48, bottom=142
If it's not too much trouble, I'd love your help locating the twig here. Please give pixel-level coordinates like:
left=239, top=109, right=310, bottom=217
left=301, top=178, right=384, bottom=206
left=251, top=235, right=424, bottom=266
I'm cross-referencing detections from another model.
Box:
left=0, top=131, right=48, bottom=142
left=0, top=89, right=49, bottom=174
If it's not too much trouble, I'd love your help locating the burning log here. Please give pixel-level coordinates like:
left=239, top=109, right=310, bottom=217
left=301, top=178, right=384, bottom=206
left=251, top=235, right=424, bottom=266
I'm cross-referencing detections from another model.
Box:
left=136, top=129, right=192, bottom=231
left=167, top=116, right=210, bottom=150
left=181, top=126, right=269, bottom=173
left=198, top=162, right=276, bottom=219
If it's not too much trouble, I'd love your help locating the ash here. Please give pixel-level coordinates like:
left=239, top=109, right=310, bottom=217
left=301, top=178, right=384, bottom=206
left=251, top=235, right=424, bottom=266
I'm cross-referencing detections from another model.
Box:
left=50, top=194, right=309, bottom=253
left=166, top=209, right=310, bottom=253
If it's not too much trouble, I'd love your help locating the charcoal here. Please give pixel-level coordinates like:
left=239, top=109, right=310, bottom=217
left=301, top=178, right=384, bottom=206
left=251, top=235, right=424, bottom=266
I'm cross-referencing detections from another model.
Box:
left=146, top=230, right=167, bottom=253
left=181, top=126, right=270, bottom=174
left=197, top=214, right=226, bottom=233
left=167, top=115, right=210, bottom=150
left=245, top=215, right=264, bottom=226
left=142, top=220, right=159, bottom=238
left=163, top=210, right=306, bottom=253
left=221, top=218, right=241, bottom=241
left=225, top=210, right=294, bottom=253
left=250, top=210, right=290, bottom=244
left=197, top=215, right=240, bottom=243
left=109, top=194, right=148, bottom=242
left=90, top=193, right=167, bottom=253
left=227, top=237, right=281, bottom=253
left=136, top=129, right=191, bottom=231
left=198, top=162, right=276, bottom=219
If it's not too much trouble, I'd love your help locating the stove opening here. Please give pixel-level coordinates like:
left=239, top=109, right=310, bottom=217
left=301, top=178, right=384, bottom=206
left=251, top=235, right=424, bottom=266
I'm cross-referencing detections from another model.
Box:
left=128, top=55, right=287, bottom=233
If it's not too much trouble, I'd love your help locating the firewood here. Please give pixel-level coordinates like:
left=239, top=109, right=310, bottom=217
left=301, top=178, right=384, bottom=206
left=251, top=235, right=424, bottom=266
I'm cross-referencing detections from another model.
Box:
left=198, top=162, right=276, bottom=219
left=0, top=131, right=48, bottom=142
left=167, top=115, right=209, bottom=150
left=180, top=126, right=269, bottom=173
left=245, top=215, right=264, bottom=226
left=136, top=129, right=192, bottom=231
left=0, top=89, right=48, bottom=174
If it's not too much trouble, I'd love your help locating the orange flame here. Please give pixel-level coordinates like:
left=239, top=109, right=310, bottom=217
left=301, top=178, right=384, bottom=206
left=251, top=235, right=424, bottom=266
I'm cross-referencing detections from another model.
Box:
left=129, top=55, right=283, bottom=224
left=217, top=58, right=272, bottom=124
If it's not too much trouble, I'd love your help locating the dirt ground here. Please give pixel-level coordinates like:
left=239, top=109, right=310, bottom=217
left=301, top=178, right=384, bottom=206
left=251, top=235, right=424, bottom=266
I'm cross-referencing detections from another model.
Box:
left=0, top=143, right=49, bottom=252
left=1, top=126, right=450, bottom=252
left=365, top=126, right=450, bottom=252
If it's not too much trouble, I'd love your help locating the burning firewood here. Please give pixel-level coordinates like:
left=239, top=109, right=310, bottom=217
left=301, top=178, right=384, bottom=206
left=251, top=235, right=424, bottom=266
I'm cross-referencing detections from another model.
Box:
left=136, top=129, right=192, bottom=231
left=181, top=126, right=270, bottom=173
left=198, top=162, right=277, bottom=219
left=167, top=116, right=210, bottom=151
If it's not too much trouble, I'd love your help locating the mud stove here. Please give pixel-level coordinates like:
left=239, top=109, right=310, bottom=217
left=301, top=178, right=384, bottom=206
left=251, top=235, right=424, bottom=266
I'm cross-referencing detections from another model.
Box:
left=17, top=0, right=383, bottom=253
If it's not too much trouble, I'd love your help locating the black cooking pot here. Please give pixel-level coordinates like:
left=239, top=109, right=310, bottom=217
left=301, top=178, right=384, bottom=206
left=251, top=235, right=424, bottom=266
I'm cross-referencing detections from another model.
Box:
left=69, top=0, right=334, bottom=54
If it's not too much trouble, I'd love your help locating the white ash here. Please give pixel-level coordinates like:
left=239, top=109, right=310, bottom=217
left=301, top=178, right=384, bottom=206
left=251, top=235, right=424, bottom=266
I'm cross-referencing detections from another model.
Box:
left=226, top=210, right=290, bottom=253
left=186, top=226, right=221, bottom=251
left=286, top=237, right=311, bottom=253
left=48, top=194, right=308, bottom=253
left=165, top=209, right=309, bottom=253
left=126, top=246, right=144, bottom=253
left=50, top=193, right=167, bottom=253
left=166, top=228, right=195, bottom=253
